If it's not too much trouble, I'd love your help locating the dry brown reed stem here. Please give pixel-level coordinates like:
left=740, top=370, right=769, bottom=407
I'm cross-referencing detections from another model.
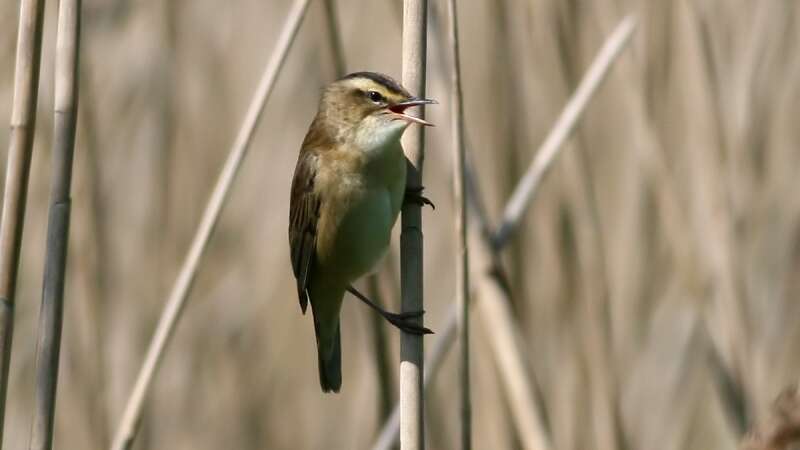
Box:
left=110, top=1, right=311, bottom=448
left=372, top=14, right=637, bottom=450
left=28, top=0, right=82, bottom=448
left=0, top=0, right=47, bottom=441
left=399, top=1, right=429, bottom=449
left=444, top=0, right=471, bottom=448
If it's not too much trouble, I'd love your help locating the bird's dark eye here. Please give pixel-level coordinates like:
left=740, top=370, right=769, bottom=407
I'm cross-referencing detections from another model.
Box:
left=367, top=90, right=384, bottom=103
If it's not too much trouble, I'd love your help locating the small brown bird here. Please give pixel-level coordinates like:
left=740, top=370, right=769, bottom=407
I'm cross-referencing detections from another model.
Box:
left=289, top=72, right=434, bottom=393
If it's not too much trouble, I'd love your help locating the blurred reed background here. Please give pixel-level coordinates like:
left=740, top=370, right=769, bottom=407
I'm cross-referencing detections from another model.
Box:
left=1, top=0, right=800, bottom=449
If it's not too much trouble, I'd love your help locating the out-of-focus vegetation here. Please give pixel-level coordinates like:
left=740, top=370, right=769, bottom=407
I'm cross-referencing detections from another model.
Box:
left=1, top=0, right=799, bottom=449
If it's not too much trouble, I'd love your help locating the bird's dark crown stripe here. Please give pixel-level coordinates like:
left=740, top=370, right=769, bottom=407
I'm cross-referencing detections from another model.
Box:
left=341, top=71, right=408, bottom=97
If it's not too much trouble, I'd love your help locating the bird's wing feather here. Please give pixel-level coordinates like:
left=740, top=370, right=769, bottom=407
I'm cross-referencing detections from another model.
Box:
left=289, top=150, right=320, bottom=314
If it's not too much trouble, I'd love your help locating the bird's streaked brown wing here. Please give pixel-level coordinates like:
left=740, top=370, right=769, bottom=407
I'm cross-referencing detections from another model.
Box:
left=289, top=150, right=320, bottom=314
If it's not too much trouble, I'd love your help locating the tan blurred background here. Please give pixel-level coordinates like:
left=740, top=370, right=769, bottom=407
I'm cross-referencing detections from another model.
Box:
left=2, top=0, right=800, bottom=449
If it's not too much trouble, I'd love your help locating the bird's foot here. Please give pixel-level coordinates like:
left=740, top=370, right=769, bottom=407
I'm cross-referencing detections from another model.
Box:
left=346, top=286, right=434, bottom=335
left=382, top=310, right=433, bottom=335
left=404, top=186, right=435, bottom=209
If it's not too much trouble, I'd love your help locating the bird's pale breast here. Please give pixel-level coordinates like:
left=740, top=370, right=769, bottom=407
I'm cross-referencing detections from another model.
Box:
left=314, top=141, right=406, bottom=284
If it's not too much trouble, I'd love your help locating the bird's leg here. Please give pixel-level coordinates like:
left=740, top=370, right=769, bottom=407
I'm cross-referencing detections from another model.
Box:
left=404, top=186, right=435, bottom=209
left=346, top=286, right=433, bottom=335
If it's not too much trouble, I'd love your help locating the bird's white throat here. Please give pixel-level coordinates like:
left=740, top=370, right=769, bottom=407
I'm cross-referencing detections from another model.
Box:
left=354, top=119, right=408, bottom=158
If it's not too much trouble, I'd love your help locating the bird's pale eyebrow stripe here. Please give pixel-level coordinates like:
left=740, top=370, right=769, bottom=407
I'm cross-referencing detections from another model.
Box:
left=342, top=71, right=408, bottom=97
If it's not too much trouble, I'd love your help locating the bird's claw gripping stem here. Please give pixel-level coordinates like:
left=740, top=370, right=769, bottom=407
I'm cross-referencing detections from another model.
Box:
left=404, top=186, right=435, bottom=209
left=384, top=310, right=433, bottom=335
left=347, top=286, right=434, bottom=335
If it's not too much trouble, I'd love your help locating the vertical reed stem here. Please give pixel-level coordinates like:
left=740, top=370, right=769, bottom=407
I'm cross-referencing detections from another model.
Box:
left=29, top=0, right=81, bottom=447
left=445, top=0, right=471, bottom=448
left=400, top=1, right=429, bottom=449
left=0, top=0, right=47, bottom=443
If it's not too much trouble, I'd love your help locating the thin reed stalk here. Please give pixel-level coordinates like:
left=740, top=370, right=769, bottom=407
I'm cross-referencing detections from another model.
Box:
left=110, top=1, right=311, bottom=448
left=0, top=0, right=47, bottom=441
left=28, top=0, right=82, bottom=448
left=444, top=0, right=471, bottom=448
left=372, top=15, right=637, bottom=450
left=399, top=1, right=429, bottom=449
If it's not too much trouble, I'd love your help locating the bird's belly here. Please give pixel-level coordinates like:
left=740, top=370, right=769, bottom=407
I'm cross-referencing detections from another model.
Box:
left=329, top=188, right=397, bottom=282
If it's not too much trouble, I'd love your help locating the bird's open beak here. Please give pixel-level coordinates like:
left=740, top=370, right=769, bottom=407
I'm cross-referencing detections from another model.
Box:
left=389, top=97, right=437, bottom=127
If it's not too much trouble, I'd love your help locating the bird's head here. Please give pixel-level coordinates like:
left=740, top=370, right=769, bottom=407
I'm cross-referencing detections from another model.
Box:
left=317, top=72, right=435, bottom=150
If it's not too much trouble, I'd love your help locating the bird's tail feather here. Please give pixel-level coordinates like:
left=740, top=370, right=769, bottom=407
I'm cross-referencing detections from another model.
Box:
left=313, top=316, right=342, bottom=393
